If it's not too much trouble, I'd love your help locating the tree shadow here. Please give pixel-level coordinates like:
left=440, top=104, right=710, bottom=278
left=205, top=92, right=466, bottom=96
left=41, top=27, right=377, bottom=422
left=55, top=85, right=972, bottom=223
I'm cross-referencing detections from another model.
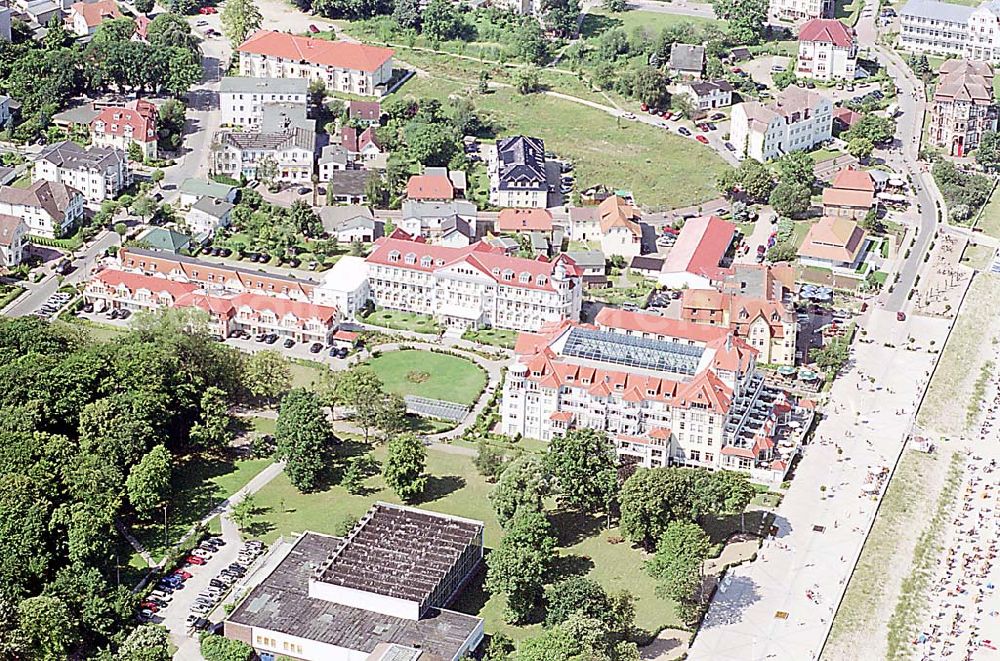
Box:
left=548, top=509, right=606, bottom=547
left=447, top=560, right=490, bottom=616
left=698, top=575, right=762, bottom=629
left=417, top=475, right=466, bottom=504
left=700, top=510, right=776, bottom=545
left=579, top=13, right=622, bottom=39
left=548, top=553, right=595, bottom=581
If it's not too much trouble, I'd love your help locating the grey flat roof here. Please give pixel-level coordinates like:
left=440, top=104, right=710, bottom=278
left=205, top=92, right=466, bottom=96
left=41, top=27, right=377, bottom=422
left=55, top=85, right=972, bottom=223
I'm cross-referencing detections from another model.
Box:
left=900, top=0, right=973, bottom=22
left=227, top=532, right=481, bottom=658
left=219, top=77, right=309, bottom=95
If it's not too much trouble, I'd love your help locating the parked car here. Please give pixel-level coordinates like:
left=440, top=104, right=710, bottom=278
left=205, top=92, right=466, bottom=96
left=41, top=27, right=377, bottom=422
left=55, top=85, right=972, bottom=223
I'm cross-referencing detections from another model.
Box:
left=171, top=570, right=192, bottom=580
left=283, top=337, right=295, bottom=348
left=150, top=590, right=172, bottom=601
left=140, top=602, right=160, bottom=612
left=695, top=135, right=709, bottom=144
left=296, top=187, right=309, bottom=195
left=198, top=5, right=216, bottom=13
left=265, top=334, right=278, bottom=344
left=186, top=555, right=206, bottom=565
left=896, top=311, right=906, bottom=321
left=308, top=23, right=320, bottom=32
left=209, top=579, right=227, bottom=589
left=710, top=113, right=725, bottom=121
left=337, top=347, right=349, bottom=358
left=724, top=142, right=737, bottom=152
left=191, top=549, right=212, bottom=559
left=677, top=127, right=691, bottom=136
left=310, top=342, right=323, bottom=353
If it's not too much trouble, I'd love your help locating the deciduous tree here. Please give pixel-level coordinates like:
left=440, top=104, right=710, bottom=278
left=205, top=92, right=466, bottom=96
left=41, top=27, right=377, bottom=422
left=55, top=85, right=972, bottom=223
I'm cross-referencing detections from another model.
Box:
left=645, top=520, right=711, bottom=622
left=490, top=454, right=548, bottom=525
left=221, top=0, right=263, bottom=49
left=17, top=595, right=79, bottom=661
left=485, top=509, right=556, bottom=623
left=382, top=432, right=427, bottom=502
left=768, top=180, right=811, bottom=217
left=546, top=428, right=617, bottom=512
left=126, top=445, right=171, bottom=518
left=242, top=350, right=292, bottom=404
left=275, top=389, right=330, bottom=492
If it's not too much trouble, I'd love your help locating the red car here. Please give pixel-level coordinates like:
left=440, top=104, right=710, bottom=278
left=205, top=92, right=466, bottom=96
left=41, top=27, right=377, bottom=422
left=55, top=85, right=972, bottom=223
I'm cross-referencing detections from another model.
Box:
left=171, top=570, right=192, bottom=580
left=308, top=24, right=320, bottom=33
left=140, top=602, right=160, bottom=612
left=186, top=555, right=206, bottom=565
left=198, top=6, right=217, bottom=13
left=695, top=135, right=709, bottom=144
left=896, top=311, right=906, bottom=321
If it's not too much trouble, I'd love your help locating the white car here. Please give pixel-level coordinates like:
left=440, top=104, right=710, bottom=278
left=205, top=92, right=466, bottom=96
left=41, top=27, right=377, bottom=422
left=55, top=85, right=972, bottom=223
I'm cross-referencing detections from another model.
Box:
left=191, top=549, right=212, bottom=559
left=621, top=112, right=636, bottom=120
left=149, top=590, right=172, bottom=602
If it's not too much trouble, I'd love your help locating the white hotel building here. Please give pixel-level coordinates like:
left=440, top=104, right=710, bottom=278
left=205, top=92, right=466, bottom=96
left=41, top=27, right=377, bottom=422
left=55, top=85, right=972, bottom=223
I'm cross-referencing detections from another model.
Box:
left=899, top=0, right=1000, bottom=62
left=219, top=77, right=309, bottom=129
left=730, top=88, right=833, bottom=161
left=365, top=235, right=583, bottom=332
left=237, top=30, right=395, bottom=97
left=501, top=309, right=798, bottom=483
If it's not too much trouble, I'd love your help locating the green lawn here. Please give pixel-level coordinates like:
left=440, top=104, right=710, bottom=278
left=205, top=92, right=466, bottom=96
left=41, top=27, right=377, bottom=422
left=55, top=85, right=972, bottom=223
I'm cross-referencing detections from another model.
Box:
left=974, top=184, right=1000, bottom=239
left=10, top=173, right=31, bottom=188
left=250, top=446, right=685, bottom=642
left=289, top=358, right=329, bottom=390
left=581, top=8, right=723, bottom=39
left=364, top=308, right=442, bottom=334
left=393, top=72, right=729, bottom=210
left=808, top=147, right=846, bottom=162
left=366, top=349, right=486, bottom=405
left=462, top=327, right=519, bottom=349
left=131, top=455, right=272, bottom=560
left=960, top=243, right=994, bottom=270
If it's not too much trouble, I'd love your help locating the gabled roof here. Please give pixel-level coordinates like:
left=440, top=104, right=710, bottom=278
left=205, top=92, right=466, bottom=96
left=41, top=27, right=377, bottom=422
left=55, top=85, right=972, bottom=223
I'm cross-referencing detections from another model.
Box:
left=349, top=100, right=381, bottom=121
left=496, top=135, right=546, bottom=190
left=670, top=43, right=705, bottom=72
left=0, top=214, right=25, bottom=248
left=595, top=307, right=730, bottom=343
left=798, top=18, right=855, bottom=47
left=92, top=99, right=157, bottom=144
left=498, top=208, right=553, bottom=233
left=662, top=215, right=735, bottom=275
left=71, top=0, right=121, bottom=28
left=0, top=180, right=82, bottom=222
left=406, top=174, right=453, bottom=201
left=797, top=216, right=866, bottom=263
left=598, top=196, right=642, bottom=237
left=900, top=0, right=974, bottom=23
left=237, top=30, right=394, bottom=73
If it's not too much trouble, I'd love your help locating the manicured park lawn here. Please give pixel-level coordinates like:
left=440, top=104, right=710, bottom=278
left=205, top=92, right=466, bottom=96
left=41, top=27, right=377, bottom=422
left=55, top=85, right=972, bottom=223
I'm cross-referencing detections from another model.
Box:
left=366, top=349, right=486, bottom=405
left=289, top=358, right=329, bottom=390
left=975, top=185, right=1000, bottom=239
left=462, top=327, right=519, bottom=349
left=581, top=8, right=723, bottom=39
left=364, top=308, right=442, bottom=334
left=249, top=446, right=685, bottom=642
left=131, top=455, right=272, bottom=560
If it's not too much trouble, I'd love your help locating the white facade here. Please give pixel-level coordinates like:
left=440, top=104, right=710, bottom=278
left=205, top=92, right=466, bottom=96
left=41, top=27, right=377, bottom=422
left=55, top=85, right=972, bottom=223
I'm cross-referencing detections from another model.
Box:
left=220, top=77, right=309, bottom=129
left=899, top=0, right=1000, bottom=61
left=0, top=182, right=85, bottom=239
left=769, top=0, right=832, bottom=21
left=797, top=39, right=857, bottom=80
left=33, top=144, right=131, bottom=202
left=730, top=90, right=833, bottom=161
left=185, top=198, right=233, bottom=237
left=213, top=133, right=315, bottom=183
left=677, top=81, right=734, bottom=111
left=314, top=255, right=370, bottom=317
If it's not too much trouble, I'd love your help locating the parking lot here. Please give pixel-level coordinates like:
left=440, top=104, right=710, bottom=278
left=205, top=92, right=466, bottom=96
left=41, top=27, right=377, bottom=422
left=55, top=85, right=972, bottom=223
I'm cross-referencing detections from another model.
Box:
left=31, top=291, right=73, bottom=320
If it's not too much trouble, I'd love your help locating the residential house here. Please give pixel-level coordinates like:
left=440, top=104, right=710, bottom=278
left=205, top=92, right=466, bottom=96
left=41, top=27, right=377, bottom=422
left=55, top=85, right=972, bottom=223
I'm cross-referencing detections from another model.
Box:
left=132, top=13, right=150, bottom=41
left=729, top=88, right=834, bottom=161
left=319, top=205, right=382, bottom=243
left=677, top=80, right=735, bottom=112
left=406, top=173, right=454, bottom=202
left=237, top=30, right=394, bottom=96
left=489, top=135, right=549, bottom=209
left=186, top=197, right=234, bottom=239
left=219, top=77, right=309, bottom=129
left=797, top=216, right=869, bottom=270
left=69, top=0, right=121, bottom=37
left=213, top=106, right=315, bottom=183
left=659, top=215, right=736, bottom=289
left=318, top=144, right=351, bottom=180
left=34, top=140, right=131, bottom=202
left=91, top=99, right=158, bottom=161
left=179, top=179, right=238, bottom=208
left=833, top=107, right=862, bottom=134
left=399, top=199, right=478, bottom=240
left=629, top=255, right=665, bottom=278
left=680, top=289, right=798, bottom=365
left=822, top=167, right=875, bottom=219
left=135, top=227, right=191, bottom=254
left=769, top=0, right=833, bottom=21
left=425, top=166, right=466, bottom=198
left=365, top=235, right=582, bottom=331
left=797, top=18, right=858, bottom=81
left=314, top=255, right=369, bottom=317
left=930, top=60, right=998, bottom=156
left=568, top=195, right=644, bottom=258
left=327, top=169, right=371, bottom=204
left=494, top=0, right=542, bottom=15
left=0, top=180, right=84, bottom=238
left=565, top=249, right=608, bottom=288
left=348, top=100, right=381, bottom=125
left=497, top=208, right=554, bottom=236
left=899, top=0, right=1000, bottom=62
left=670, top=44, right=706, bottom=78
left=437, top=216, right=476, bottom=248
left=338, top=126, right=383, bottom=165
left=502, top=310, right=796, bottom=483
left=0, top=214, right=27, bottom=267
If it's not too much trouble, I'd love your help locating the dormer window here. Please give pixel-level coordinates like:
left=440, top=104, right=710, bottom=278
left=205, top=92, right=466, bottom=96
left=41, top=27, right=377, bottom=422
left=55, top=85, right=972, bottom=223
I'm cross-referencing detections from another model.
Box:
left=420, top=256, right=431, bottom=267
left=404, top=253, right=416, bottom=264
left=502, top=269, right=514, bottom=281
left=435, top=259, right=444, bottom=266
left=739, top=309, right=749, bottom=319
left=536, top=275, right=547, bottom=286
left=519, top=272, right=530, bottom=283
left=388, top=250, right=400, bottom=262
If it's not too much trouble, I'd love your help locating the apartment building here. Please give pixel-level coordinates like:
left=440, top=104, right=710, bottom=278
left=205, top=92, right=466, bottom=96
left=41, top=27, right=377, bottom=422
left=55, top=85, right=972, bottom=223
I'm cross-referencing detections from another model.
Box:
left=730, top=88, right=833, bottom=161
left=899, top=0, right=1000, bottom=61
left=0, top=214, right=26, bottom=268
left=220, top=77, right=309, bottom=129
left=568, top=195, right=644, bottom=258
left=85, top=269, right=339, bottom=343
left=488, top=135, right=549, bottom=209
left=365, top=235, right=582, bottom=332
left=501, top=310, right=795, bottom=482
left=930, top=60, right=998, bottom=156
left=797, top=19, right=858, bottom=81
left=237, top=30, right=394, bottom=97
left=118, top=247, right=317, bottom=302
left=91, top=99, right=158, bottom=161
left=34, top=141, right=131, bottom=202
left=769, top=0, right=833, bottom=22
left=677, top=80, right=735, bottom=111
left=0, top=180, right=84, bottom=238
left=213, top=124, right=315, bottom=183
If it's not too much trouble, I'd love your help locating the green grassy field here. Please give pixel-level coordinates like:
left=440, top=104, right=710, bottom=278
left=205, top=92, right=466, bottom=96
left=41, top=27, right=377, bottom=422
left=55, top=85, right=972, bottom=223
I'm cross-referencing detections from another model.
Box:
left=974, top=184, right=1000, bottom=239
left=364, top=309, right=442, bottom=334
left=393, top=66, right=729, bottom=210
left=462, top=327, right=519, bottom=348
left=366, top=349, right=486, bottom=405
left=132, top=455, right=272, bottom=560
left=581, top=8, right=723, bottom=39
left=289, top=358, right=328, bottom=390
left=250, top=446, right=685, bottom=642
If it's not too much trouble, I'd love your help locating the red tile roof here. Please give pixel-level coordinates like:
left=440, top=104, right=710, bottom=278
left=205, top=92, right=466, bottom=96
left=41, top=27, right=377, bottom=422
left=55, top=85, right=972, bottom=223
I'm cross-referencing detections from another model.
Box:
left=594, top=307, right=729, bottom=344
left=406, top=174, right=454, bottom=201
left=237, top=30, right=393, bottom=73
left=0, top=214, right=24, bottom=248
left=498, top=208, right=554, bottom=233
left=96, top=269, right=198, bottom=299
left=798, top=18, right=854, bottom=47
left=71, top=0, right=121, bottom=28
left=797, top=216, right=866, bottom=263
left=92, top=99, right=157, bottom=144
left=662, top=215, right=736, bottom=275
left=349, top=100, right=381, bottom=121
